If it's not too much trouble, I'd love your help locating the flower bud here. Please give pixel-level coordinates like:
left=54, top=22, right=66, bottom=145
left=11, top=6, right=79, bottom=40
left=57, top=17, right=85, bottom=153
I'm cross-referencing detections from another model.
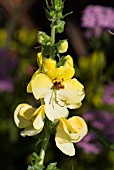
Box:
left=57, top=40, right=68, bottom=53
left=55, top=20, right=65, bottom=33
left=37, top=31, right=50, bottom=45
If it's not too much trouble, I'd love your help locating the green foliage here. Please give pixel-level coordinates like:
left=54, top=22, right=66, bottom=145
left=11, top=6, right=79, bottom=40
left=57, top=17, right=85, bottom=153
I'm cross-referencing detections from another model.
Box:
left=46, top=163, right=60, bottom=170
left=27, top=152, right=45, bottom=170
left=45, top=0, right=72, bottom=34
left=28, top=165, right=44, bottom=170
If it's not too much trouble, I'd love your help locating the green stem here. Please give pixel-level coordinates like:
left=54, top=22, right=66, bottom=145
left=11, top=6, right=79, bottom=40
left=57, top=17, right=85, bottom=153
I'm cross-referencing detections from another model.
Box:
left=50, top=24, right=55, bottom=59
left=39, top=128, right=51, bottom=165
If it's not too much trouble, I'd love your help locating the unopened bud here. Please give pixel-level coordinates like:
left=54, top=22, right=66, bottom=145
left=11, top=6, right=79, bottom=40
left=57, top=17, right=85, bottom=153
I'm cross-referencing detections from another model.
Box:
left=57, top=40, right=68, bottom=53
left=37, top=31, right=50, bottom=45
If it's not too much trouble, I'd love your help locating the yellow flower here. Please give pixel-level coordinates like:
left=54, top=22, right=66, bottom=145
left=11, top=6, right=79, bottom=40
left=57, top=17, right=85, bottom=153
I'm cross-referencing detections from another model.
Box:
left=55, top=116, right=88, bottom=156
left=14, top=103, right=45, bottom=137
left=27, top=55, right=85, bottom=121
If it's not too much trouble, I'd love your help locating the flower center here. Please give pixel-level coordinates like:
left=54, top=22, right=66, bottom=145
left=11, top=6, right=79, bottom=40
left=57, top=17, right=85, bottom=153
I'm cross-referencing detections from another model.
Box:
left=52, top=78, right=64, bottom=89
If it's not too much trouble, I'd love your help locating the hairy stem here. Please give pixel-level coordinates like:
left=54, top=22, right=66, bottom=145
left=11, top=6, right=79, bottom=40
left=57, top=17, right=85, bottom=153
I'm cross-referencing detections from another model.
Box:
left=50, top=24, right=55, bottom=59
left=39, top=128, right=51, bottom=165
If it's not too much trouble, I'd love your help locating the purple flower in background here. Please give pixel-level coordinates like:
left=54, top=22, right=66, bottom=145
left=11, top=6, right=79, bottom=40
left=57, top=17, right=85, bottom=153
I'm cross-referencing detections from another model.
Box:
left=0, top=77, right=14, bottom=93
left=81, top=5, right=114, bottom=37
left=0, top=48, right=18, bottom=76
left=102, top=83, right=114, bottom=105
left=77, top=110, right=114, bottom=154
left=0, top=48, right=18, bottom=93
left=77, top=131, right=102, bottom=154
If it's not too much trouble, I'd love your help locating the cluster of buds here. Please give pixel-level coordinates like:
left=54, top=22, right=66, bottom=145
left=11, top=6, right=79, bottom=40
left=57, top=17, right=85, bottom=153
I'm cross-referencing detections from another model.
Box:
left=45, top=0, right=65, bottom=33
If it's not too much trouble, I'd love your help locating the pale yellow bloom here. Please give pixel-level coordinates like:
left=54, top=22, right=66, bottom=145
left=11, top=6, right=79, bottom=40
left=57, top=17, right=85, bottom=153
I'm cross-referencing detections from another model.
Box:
left=55, top=116, right=88, bottom=156
left=27, top=55, right=85, bottom=121
left=14, top=103, right=45, bottom=137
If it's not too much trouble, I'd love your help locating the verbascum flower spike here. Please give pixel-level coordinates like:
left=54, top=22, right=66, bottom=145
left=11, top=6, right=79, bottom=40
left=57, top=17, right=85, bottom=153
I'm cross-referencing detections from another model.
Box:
left=14, top=104, right=45, bottom=137
left=55, top=116, right=88, bottom=156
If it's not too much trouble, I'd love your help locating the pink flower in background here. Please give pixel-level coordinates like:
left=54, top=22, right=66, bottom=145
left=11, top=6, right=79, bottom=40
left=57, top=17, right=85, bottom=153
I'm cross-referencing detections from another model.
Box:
left=81, top=5, right=114, bottom=38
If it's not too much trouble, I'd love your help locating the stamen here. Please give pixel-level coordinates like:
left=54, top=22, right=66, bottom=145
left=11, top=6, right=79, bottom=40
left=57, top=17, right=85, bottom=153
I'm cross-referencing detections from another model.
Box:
left=52, top=78, right=64, bottom=89
left=49, top=89, right=66, bottom=109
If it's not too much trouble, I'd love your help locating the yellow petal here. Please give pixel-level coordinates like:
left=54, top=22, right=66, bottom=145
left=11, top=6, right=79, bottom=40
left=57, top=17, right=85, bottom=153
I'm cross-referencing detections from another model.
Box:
left=19, top=104, right=36, bottom=120
left=46, top=66, right=64, bottom=80
left=14, top=104, right=32, bottom=128
left=27, top=70, right=40, bottom=93
left=55, top=140, right=75, bottom=156
left=61, top=67, right=75, bottom=81
left=47, top=66, right=75, bottom=81
left=20, top=126, right=41, bottom=137
left=43, top=58, right=56, bottom=73
left=68, top=116, right=88, bottom=142
left=33, top=105, right=45, bottom=130
left=31, top=73, right=52, bottom=100
left=64, top=55, right=73, bottom=68
left=59, top=78, right=85, bottom=104
left=61, top=117, right=75, bottom=133
left=55, top=118, right=71, bottom=144
left=44, top=92, right=69, bottom=121
left=67, top=102, right=82, bottom=109
left=37, top=52, right=42, bottom=67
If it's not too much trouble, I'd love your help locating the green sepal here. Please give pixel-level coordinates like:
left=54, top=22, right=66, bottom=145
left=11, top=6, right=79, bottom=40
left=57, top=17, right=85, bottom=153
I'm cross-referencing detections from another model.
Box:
left=37, top=31, right=50, bottom=45
left=55, top=20, right=65, bottom=33
left=27, top=152, right=45, bottom=170
left=46, top=162, right=60, bottom=170
left=56, top=56, right=66, bottom=67
left=30, top=152, right=41, bottom=165
left=42, top=45, right=51, bottom=58
left=45, top=118, right=58, bottom=134
left=45, top=8, right=53, bottom=21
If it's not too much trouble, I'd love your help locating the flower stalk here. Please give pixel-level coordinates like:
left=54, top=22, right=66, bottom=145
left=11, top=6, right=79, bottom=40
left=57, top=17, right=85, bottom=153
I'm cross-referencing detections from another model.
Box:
left=50, top=24, right=55, bottom=59
left=13, top=0, right=88, bottom=169
left=39, top=128, right=51, bottom=165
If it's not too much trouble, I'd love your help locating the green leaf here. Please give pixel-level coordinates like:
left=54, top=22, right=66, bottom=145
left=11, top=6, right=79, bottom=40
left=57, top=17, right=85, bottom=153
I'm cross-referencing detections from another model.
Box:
left=28, top=152, right=45, bottom=170
left=46, top=162, right=60, bottom=170
left=27, top=165, right=44, bottom=170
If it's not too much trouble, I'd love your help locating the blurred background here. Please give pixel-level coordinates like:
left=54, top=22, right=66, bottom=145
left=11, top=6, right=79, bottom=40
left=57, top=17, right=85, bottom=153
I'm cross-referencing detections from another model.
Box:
left=1, top=0, right=114, bottom=169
